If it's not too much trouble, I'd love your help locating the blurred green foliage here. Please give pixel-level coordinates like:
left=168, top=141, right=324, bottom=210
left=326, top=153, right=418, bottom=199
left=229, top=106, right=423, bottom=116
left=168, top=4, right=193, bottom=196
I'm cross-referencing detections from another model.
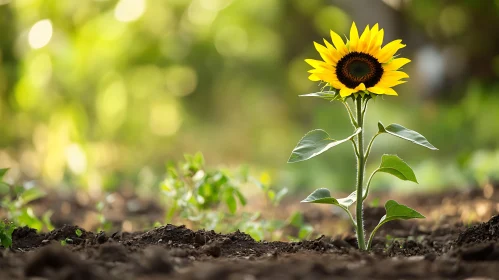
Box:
left=159, top=152, right=311, bottom=241
left=0, top=0, right=499, bottom=196
left=0, top=168, right=53, bottom=247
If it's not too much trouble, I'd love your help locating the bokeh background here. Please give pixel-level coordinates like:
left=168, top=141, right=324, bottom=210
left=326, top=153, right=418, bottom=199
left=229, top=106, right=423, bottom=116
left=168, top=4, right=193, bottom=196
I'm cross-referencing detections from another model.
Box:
left=1, top=0, right=499, bottom=199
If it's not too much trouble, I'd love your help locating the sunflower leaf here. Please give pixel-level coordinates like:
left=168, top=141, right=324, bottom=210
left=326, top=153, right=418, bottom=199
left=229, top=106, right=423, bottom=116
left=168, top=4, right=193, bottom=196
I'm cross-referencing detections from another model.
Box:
left=288, top=128, right=361, bottom=163
left=300, top=91, right=340, bottom=101
left=378, top=200, right=425, bottom=226
left=377, top=154, right=418, bottom=183
left=378, top=122, right=438, bottom=150
left=368, top=200, right=425, bottom=249
left=301, top=188, right=357, bottom=207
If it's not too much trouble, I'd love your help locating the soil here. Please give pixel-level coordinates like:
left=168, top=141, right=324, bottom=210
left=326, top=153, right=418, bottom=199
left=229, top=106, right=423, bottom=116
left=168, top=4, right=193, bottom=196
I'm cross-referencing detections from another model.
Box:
left=1, top=186, right=499, bottom=279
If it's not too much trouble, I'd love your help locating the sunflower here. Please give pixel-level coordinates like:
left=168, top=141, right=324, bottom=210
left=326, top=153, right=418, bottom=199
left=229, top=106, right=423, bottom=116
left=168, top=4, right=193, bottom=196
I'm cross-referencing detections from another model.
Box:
left=306, top=22, right=410, bottom=97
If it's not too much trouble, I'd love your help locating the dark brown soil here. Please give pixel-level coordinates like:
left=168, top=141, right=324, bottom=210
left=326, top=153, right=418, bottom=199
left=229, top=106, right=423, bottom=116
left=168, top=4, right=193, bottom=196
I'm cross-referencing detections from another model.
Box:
left=1, top=188, right=498, bottom=279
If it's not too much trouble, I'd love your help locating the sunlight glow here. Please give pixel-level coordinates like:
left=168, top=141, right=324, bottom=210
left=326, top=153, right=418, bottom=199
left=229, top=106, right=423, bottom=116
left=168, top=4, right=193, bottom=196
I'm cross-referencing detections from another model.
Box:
left=114, top=0, right=146, bottom=22
left=66, top=144, right=87, bottom=175
left=149, top=101, right=182, bottom=136
left=28, top=19, right=53, bottom=49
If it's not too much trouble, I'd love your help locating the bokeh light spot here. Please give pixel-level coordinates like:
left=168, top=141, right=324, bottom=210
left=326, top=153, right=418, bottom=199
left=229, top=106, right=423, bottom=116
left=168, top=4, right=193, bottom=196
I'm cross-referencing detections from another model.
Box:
left=313, top=6, right=349, bottom=36
left=28, top=19, right=53, bottom=49
left=439, top=5, right=468, bottom=36
left=114, top=0, right=146, bottom=22
left=215, top=26, right=248, bottom=57
left=165, top=66, right=198, bottom=96
left=149, top=101, right=182, bottom=136
left=66, top=144, right=87, bottom=175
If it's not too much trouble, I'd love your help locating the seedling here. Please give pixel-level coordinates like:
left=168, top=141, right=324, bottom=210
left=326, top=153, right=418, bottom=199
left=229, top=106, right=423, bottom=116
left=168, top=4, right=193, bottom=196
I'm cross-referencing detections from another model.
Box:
left=0, top=168, right=53, bottom=233
left=0, top=221, right=15, bottom=248
left=289, top=22, right=437, bottom=250
left=60, top=238, right=73, bottom=246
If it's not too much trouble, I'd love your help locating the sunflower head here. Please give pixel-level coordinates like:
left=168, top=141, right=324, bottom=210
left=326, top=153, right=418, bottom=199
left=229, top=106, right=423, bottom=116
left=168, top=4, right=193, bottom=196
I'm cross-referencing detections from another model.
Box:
left=306, top=22, right=410, bottom=99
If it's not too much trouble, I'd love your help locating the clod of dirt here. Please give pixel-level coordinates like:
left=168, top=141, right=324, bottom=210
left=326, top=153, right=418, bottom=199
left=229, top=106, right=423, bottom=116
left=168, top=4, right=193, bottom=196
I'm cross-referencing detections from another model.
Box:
left=45, top=225, right=91, bottom=245
left=455, top=215, right=499, bottom=245
left=24, top=245, right=101, bottom=280
left=11, top=227, right=42, bottom=249
left=194, top=232, right=210, bottom=246
left=95, top=231, right=108, bottom=244
left=455, top=242, right=499, bottom=261
left=202, top=243, right=222, bottom=258
left=135, top=224, right=195, bottom=245
left=98, top=243, right=128, bottom=262
left=138, top=246, right=175, bottom=274
left=331, top=238, right=352, bottom=249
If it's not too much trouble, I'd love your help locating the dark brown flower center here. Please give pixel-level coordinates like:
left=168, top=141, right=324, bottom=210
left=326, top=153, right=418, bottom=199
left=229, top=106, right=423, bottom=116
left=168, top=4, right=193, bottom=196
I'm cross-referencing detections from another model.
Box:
left=336, top=52, right=383, bottom=88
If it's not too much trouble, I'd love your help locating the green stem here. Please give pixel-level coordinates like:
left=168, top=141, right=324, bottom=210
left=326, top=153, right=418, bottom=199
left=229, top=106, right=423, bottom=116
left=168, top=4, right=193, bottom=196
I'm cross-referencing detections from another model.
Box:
left=364, top=133, right=380, bottom=161
left=343, top=207, right=357, bottom=227
left=363, top=169, right=379, bottom=201
left=355, top=96, right=367, bottom=250
left=351, top=139, right=360, bottom=158
left=367, top=220, right=386, bottom=249
left=343, top=101, right=358, bottom=128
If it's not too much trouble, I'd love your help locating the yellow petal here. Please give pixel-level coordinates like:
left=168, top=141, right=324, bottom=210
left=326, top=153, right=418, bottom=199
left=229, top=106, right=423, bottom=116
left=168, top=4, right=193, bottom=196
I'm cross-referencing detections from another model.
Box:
left=367, top=24, right=379, bottom=50
left=383, top=58, right=411, bottom=71
left=384, top=87, right=398, bottom=96
left=315, top=72, right=335, bottom=82
left=331, top=81, right=344, bottom=89
left=358, top=25, right=371, bottom=53
left=305, top=59, right=329, bottom=69
left=377, top=79, right=407, bottom=88
left=323, top=39, right=341, bottom=64
left=370, top=24, right=379, bottom=38
left=314, top=42, right=335, bottom=65
left=368, top=29, right=384, bottom=55
left=340, top=87, right=355, bottom=97
left=308, top=74, right=321, bottom=81
left=354, top=83, right=366, bottom=91
left=349, top=22, right=360, bottom=52
left=377, top=40, right=405, bottom=63
left=330, top=30, right=348, bottom=56
left=367, top=87, right=386, bottom=95
left=383, top=71, right=409, bottom=80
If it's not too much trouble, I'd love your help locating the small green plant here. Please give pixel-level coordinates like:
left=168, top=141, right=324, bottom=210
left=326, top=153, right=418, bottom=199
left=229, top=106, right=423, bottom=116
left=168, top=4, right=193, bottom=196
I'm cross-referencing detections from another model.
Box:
left=289, top=22, right=437, bottom=250
left=60, top=237, right=73, bottom=246
left=95, top=201, right=112, bottom=232
left=160, top=152, right=247, bottom=229
left=0, top=220, right=15, bottom=248
left=75, top=228, right=83, bottom=237
left=251, top=172, right=288, bottom=207
left=0, top=168, right=53, bottom=233
left=159, top=153, right=312, bottom=241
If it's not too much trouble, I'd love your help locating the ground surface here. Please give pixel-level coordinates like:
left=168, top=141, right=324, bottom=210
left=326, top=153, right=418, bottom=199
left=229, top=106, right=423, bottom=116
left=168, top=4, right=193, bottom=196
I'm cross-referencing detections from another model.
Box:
left=1, top=186, right=499, bottom=280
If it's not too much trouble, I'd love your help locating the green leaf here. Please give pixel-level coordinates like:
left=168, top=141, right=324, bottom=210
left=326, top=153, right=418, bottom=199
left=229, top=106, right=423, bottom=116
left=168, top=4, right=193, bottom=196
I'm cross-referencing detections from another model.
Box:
left=20, top=187, right=46, bottom=205
left=301, top=188, right=356, bottom=208
left=0, top=231, right=13, bottom=248
left=377, top=154, right=418, bottom=183
left=367, top=200, right=425, bottom=249
left=0, top=168, right=8, bottom=180
left=274, top=187, right=288, bottom=205
left=380, top=200, right=425, bottom=225
left=0, top=182, right=9, bottom=195
left=234, top=189, right=247, bottom=206
left=288, top=128, right=361, bottom=163
left=378, top=122, right=437, bottom=150
left=224, top=192, right=237, bottom=214
left=299, top=91, right=340, bottom=101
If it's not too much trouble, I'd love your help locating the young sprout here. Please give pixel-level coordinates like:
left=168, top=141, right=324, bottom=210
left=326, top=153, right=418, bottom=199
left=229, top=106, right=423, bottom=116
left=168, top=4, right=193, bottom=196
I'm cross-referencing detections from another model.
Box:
left=289, top=22, right=437, bottom=250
